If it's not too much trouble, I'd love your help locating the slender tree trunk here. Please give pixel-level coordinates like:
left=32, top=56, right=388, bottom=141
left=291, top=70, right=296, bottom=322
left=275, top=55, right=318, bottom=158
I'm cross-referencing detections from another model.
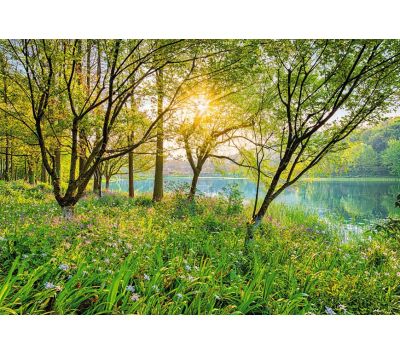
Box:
left=93, top=165, right=102, bottom=197
left=4, top=134, right=10, bottom=181
left=188, top=170, right=200, bottom=200
left=105, top=176, right=110, bottom=190
left=28, top=159, right=35, bottom=185
left=153, top=69, right=164, bottom=202
left=128, top=149, right=134, bottom=198
left=55, top=146, right=61, bottom=179
left=41, top=160, right=47, bottom=182
left=246, top=194, right=274, bottom=245
left=79, top=130, right=86, bottom=176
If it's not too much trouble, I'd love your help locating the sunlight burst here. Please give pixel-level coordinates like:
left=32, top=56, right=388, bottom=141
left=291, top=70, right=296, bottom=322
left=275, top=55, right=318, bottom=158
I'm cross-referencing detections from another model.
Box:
left=193, top=95, right=210, bottom=115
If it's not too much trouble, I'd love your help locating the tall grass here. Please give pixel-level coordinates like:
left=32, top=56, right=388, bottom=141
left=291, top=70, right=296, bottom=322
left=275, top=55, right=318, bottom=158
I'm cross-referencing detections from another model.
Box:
left=0, top=180, right=399, bottom=314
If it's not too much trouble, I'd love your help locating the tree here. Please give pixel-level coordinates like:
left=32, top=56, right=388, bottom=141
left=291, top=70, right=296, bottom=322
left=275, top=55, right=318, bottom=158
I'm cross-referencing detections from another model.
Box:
left=1, top=39, right=198, bottom=218
left=382, top=140, right=400, bottom=176
left=242, top=40, right=400, bottom=243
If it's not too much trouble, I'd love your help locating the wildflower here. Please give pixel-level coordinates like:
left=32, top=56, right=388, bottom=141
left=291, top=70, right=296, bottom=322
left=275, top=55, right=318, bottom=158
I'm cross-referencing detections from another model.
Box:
left=44, top=282, right=55, bottom=289
left=397, top=272, right=400, bottom=277
left=187, top=275, right=195, bottom=282
left=54, top=285, right=63, bottom=292
left=82, top=271, right=89, bottom=276
left=22, top=254, right=28, bottom=259
left=338, top=304, right=347, bottom=312
left=126, top=285, right=136, bottom=293
left=143, top=274, right=150, bottom=281
left=130, top=293, right=140, bottom=302
left=104, top=258, right=110, bottom=264
left=214, top=294, right=221, bottom=300
left=107, top=269, right=113, bottom=274
left=184, top=264, right=192, bottom=271
left=325, top=306, right=336, bottom=315
left=112, top=253, right=117, bottom=257
left=41, top=253, right=47, bottom=257
left=152, top=285, right=160, bottom=292
left=59, top=263, right=69, bottom=271
left=176, top=293, right=183, bottom=299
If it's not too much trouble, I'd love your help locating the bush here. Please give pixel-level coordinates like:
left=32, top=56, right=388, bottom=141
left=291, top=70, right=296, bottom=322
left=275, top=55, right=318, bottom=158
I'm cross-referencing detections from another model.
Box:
left=219, top=183, right=243, bottom=215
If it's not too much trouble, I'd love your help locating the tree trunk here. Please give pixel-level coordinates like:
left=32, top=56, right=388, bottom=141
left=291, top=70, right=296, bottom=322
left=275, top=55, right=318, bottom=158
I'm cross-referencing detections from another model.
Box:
left=4, top=134, right=10, bottom=181
left=128, top=149, right=134, bottom=198
left=28, top=160, right=35, bottom=185
left=153, top=68, right=164, bottom=202
left=79, top=130, right=86, bottom=176
left=41, top=160, right=47, bottom=183
left=105, top=176, right=110, bottom=190
left=62, top=205, right=75, bottom=220
left=245, top=196, right=273, bottom=245
left=188, top=170, right=200, bottom=200
left=93, top=168, right=102, bottom=197
left=55, top=146, right=61, bottom=179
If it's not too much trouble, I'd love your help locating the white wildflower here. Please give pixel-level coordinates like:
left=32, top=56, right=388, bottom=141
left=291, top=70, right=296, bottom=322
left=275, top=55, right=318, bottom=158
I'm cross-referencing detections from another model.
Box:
left=126, top=285, right=135, bottom=293
left=176, top=293, right=183, bottom=299
left=58, top=263, right=69, bottom=271
left=184, top=264, right=191, bottom=271
left=130, top=293, right=140, bottom=302
left=325, top=306, right=336, bottom=315
left=44, top=282, right=55, bottom=289
left=143, top=274, right=150, bottom=281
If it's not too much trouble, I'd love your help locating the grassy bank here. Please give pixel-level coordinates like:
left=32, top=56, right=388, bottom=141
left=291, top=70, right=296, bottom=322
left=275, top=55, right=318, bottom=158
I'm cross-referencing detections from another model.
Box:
left=0, top=180, right=400, bottom=315
left=304, top=177, right=400, bottom=182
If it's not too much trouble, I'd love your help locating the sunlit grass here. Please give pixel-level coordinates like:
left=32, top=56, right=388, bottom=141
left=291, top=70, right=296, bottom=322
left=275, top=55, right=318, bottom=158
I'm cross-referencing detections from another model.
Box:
left=0, top=180, right=400, bottom=315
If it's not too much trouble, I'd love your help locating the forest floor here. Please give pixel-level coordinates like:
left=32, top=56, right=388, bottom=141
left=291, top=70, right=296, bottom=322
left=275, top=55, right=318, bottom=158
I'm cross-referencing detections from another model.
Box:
left=1, top=180, right=400, bottom=315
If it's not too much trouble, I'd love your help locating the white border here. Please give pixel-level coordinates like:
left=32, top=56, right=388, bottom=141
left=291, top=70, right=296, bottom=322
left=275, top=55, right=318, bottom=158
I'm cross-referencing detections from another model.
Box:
left=0, top=0, right=399, bottom=38
left=1, top=1, right=400, bottom=354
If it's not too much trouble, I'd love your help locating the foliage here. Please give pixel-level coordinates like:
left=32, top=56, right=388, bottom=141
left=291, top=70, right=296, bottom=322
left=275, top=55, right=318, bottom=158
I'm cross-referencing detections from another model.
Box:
left=382, top=140, right=400, bottom=177
left=311, top=118, right=400, bottom=177
left=1, top=182, right=400, bottom=315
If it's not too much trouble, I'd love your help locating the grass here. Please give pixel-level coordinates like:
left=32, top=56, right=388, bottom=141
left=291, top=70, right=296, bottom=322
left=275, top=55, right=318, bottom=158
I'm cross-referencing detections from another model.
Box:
left=1, top=180, right=400, bottom=314
left=304, top=177, right=400, bottom=182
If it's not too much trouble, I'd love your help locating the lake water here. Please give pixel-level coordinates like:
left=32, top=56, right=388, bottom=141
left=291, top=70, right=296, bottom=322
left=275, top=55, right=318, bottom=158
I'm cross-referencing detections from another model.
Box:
left=106, top=176, right=400, bottom=229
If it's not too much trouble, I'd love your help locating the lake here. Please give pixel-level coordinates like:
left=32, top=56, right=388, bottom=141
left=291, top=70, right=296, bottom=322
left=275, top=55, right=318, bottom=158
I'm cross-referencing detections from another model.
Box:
left=106, top=176, right=400, bottom=229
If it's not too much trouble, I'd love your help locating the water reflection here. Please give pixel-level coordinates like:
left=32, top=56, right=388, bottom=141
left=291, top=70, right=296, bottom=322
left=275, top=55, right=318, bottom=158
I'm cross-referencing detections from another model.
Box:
left=107, top=176, right=400, bottom=227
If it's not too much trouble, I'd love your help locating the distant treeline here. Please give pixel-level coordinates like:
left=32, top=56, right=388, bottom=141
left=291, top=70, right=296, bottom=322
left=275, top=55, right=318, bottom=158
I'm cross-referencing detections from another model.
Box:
left=311, top=117, right=400, bottom=178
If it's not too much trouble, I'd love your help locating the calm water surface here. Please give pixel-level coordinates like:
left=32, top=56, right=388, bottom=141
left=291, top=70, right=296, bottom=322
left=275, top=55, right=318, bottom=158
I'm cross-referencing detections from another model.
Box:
left=107, top=176, right=400, bottom=228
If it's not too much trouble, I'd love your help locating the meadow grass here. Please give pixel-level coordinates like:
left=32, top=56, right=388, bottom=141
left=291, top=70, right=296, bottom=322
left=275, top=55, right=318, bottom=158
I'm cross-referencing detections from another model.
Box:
left=0, top=180, right=400, bottom=315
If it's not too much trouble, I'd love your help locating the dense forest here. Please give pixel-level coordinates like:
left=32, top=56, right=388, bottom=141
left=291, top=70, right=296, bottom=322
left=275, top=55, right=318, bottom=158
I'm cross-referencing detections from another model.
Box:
left=312, top=117, right=400, bottom=177
left=1, top=39, right=400, bottom=315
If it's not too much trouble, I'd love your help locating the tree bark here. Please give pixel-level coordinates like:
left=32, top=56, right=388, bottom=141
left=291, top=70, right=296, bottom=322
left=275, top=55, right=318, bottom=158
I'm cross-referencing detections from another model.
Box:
left=55, top=146, right=61, bottom=179
left=28, top=159, right=35, bottom=185
left=4, top=134, right=10, bottom=181
left=128, top=150, right=134, bottom=198
left=93, top=167, right=102, bottom=197
left=105, top=176, right=110, bottom=190
left=153, top=69, right=164, bottom=202
left=41, top=160, right=47, bottom=183
left=188, top=170, right=200, bottom=200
